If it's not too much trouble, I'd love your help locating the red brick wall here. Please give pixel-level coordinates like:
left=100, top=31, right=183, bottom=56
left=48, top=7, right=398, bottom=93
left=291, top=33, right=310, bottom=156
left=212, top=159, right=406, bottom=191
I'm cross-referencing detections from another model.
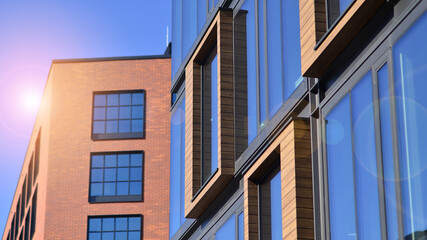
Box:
left=2, top=57, right=171, bottom=240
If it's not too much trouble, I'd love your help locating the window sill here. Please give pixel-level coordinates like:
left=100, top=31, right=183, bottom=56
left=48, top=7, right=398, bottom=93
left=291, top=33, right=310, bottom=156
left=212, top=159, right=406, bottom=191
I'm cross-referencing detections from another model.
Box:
left=89, top=195, right=142, bottom=203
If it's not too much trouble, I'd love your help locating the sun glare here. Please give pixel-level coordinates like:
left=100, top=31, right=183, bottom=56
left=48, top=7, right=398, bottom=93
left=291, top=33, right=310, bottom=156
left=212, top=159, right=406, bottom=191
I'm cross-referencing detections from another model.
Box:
left=20, top=90, right=41, bottom=114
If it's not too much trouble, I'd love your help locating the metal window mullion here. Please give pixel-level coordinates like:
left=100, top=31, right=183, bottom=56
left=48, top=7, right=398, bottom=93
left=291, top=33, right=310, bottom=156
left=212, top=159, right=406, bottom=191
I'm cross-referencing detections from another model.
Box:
left=349, top=91, right=360, bottom=240
left=387, top=50, right=405, bottom=240
left=321, top=116, right=330, bottom=240
left=371, top=68, right=388, bottom=240
left=263, top=0, right=269, bottom=121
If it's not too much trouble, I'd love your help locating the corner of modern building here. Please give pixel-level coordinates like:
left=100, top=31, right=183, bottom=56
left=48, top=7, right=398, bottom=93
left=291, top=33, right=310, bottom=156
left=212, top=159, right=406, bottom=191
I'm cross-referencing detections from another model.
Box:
left=169, top=0, right=427, bottom=240
left=1, top=49, right=172, bottom=240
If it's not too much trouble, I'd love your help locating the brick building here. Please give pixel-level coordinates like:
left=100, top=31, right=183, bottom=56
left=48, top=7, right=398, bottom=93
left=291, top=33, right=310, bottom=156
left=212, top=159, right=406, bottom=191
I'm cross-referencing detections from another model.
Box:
left=1, top=50, right=171, bottom=240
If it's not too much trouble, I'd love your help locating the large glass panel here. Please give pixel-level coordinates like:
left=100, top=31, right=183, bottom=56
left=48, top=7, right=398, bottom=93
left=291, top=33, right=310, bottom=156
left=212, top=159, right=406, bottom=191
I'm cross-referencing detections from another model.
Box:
left=238, top=213, right=244, bottom=240
left=171, top=0, right=182, bottom=78
left=266, top=0, right=283, bottom=119
left=241, top=0, right=257, bottom=144
left=325, top=95, right=356, bottom=239
left=216, top=214, right=236, bottom=239
left=202, top=52, right=218, bottom=185
left=352, top=72, right=381, bottom=239
left=378, top=63, right=398, bottom=240
left=282, top=0, right=302, bottom=100
left=169, top=99, right=186, bottom=236
left=197, top=0, right=206, bottom=34
left=182, top=0, right=197, bottom=62
left=258, top=0, right=267, bottom=126
left=260, top=170, right=282, bottom=240
left=393, top=11, right=427, bottom=238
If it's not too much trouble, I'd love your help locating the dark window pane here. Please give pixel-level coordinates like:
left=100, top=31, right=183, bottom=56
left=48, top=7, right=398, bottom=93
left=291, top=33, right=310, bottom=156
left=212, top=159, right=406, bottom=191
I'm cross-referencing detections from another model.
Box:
left=102, top=218, right=115, bottom=231
left=106, top=120, right=118, bottom=133
left=130, top=167, right=142, bottom=181
left=94, top=107, right=106, bottom=120
left=107, top=94, right=119, bottom=106
left=131, top=106, right=143, bottom=119
left=130, top=154, right=142, bottom=167
left=115, top=217, right=127, bottom=231
left=107, top=107, right=118, bottom=120
left=104, top=168, right=116, bottom=182
left=130, top=182, right=142, bottom=195
left=105, top=155, right=117, bottom=167
left=104, top=183, right=116, bottom=196
left=129, top=217, right=141, bottom=230
left=117, top=168, right=129, bottom=181
left=91, top=169, right=103, bottom=182
left=92, top=155, right=104, bottom=168
left=120, top=94, right=131, bottom=105
left=131, top=120, right=143, bottom=133
left=94, top=95, right=106, bottom=106
left=325, top=95, right=356, bottom=239
left=89, top=218, right=102, bottom=231
left=132, top=93, right=144, bottom=105
left=119, top=107, right=131, bottom=119
left=118, top=154, right=130, bottom=167
left=117, top=182, right=129, bottom=195
left=90, top=183, right=103, bottom=197
left=216, top=214, right=235, bottom=239
left=93, top=121, right=105, bottom=134
left=88, top=233, right=101, bottom=240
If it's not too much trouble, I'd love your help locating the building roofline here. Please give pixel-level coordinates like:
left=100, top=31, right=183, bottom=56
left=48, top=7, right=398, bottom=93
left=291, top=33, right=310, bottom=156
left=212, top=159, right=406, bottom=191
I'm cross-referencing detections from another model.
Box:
left=52, top=54, right=170, bottom=64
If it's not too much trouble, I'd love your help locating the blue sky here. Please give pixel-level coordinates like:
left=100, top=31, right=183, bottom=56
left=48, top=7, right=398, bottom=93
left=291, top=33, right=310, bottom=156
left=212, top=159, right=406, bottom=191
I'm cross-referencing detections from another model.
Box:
left=0, top=0, right=171, bottom=233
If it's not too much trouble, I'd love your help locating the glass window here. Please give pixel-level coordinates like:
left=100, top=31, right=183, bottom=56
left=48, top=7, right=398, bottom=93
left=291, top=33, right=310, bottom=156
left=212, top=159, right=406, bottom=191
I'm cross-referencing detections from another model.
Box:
left=182, top=0, right=197, bottom=62
left=30, top=187, right=37, bottom=238
left=325, top=95, right=356, bottom=239
left=27, top=157, right=33, bottom=205
left=171, top=0, right=182, bottom=78
left=24, top=208, right=30, bottom=240
left=393, top=11, right=427, bottom=237
left=327, top=0, right=353, bottom=28
left=260, top=168, right=282, bottom=240
left=92, top=91, right=145, bottom=140
left=34, top=131, right=40, bottom=183
left=258, top=0, right=267, bottom=126
left=88, top=216, right=141, bottom=240
left=89, top=152, right=143, bottom=202
left=201, top=50, right=219, bottom=185
left=216, top=214, right=236, bottom=239
left=238, top=213, right=243, bottom=240
left=197, top=0, right=206, bottom=34
left=169, top=99, right=186, bottom=236
left=352, top=72, right=381, bottom=239
left=21, top=179, right=26, bottom=223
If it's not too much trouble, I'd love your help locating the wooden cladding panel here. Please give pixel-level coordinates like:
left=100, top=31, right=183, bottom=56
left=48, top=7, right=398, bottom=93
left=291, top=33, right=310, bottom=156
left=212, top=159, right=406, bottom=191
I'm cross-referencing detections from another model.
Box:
left=300, top=0, right=386, bottom=77
left=244, top=119, right=313, bottom=240
left=184, top=9, right=235, bottom=219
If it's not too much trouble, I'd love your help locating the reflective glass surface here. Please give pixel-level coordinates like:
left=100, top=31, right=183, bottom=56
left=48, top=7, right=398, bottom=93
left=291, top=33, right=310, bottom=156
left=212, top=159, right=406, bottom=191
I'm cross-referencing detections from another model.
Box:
left=258, top=0, right=267, bottom=125
left=88, top=216, right=141, bottom=240
left=216, top=214, right=235, bottom=239
left=197, top=0, right=206, bottom=34
left=171, top=0, right=182, bottom=78
left=326, top=95, right=356, bottom=239
left=260, top=170, right=282, bottom=240
left=169, top=99, right=186, bottom=236
left=352, top=72, right=381, bottom=239
left=393, top=11, right=427, bottom=237
left=182, top=0, right=197, bottom=62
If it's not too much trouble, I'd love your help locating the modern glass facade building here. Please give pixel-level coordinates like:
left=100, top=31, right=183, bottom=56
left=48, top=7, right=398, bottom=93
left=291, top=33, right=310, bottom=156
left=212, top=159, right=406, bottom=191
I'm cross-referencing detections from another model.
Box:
left=169, top=0, right=427, bottom=239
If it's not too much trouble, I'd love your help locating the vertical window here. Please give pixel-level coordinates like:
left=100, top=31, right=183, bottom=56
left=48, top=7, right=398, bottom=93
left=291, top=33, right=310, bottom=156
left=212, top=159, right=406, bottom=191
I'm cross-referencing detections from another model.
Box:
left=238, top=212, right=244, bottom=240
left=171, top=0, right=182, bottom=78
left=201, top=49, right=219, bottom=185
left=259, top=168, right=282, bottom=240
left=88, top=216, right=142, bottom=240
left=197, top=0, right=206, bottom=34
left=258, top=0, right=267, bottom=125
left=393, top=11, right=427, bottom=238
left=182, top=0, right=197, bottom=62
left=326, top=0, right=353, bottom=28
left=92, top=91, right=145, bottom=140
left=90, top=152, right=143, bottom=202
left=11, top=216, right=15, bottom=240
left=216, top=214, right=236, bottom=239
left=24, top=208, right=30, bottom=240
left=21, top=178, right=26, bottom=223
left=34, top=132, right=40, bottom=183
left=170, top=99, right=186, bottom=236
left=377, top=63, right=398, bottom=240
left=325, top=95, right=356, bottom=239
left=16, top=198, right=21, bottom=229
left=27, top=157, right=33, bottom=205
left=30, top=187, right=37, bottom=239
